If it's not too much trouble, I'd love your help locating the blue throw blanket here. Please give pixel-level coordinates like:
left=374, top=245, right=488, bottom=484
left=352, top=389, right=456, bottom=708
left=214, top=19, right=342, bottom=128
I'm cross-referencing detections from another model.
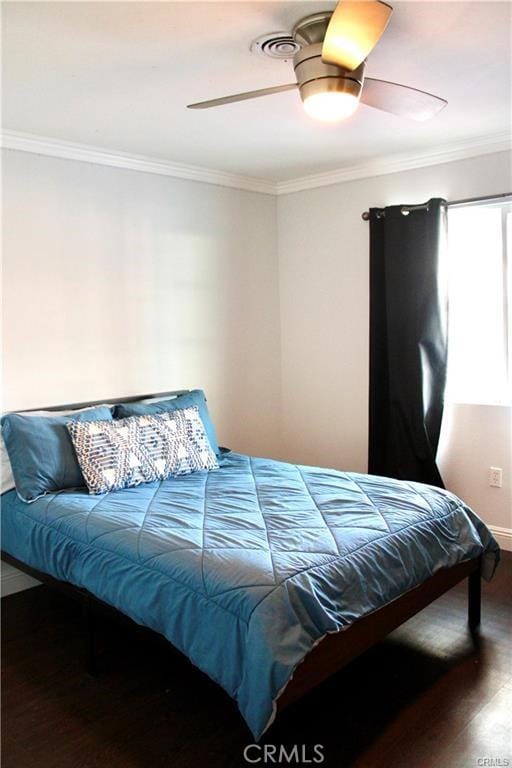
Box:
left=1, top=451, right=499, bottom=737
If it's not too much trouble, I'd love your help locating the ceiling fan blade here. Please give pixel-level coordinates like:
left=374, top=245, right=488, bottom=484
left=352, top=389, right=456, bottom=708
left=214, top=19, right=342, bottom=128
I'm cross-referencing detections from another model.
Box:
left=361, top=78, right=447, bottom=121
left=187, top=83, right=297, bottom=110
left=322, top=1, right=393, bottom=71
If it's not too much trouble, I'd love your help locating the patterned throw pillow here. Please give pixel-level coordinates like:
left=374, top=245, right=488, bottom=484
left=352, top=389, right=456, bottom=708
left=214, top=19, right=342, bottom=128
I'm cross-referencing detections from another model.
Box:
left=67, top=406, right=218, bottom=494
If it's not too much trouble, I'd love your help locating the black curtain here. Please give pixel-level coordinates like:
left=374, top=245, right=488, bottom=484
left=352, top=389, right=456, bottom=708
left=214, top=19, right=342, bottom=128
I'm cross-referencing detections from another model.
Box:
left=368, top=198, right=448, bottom=487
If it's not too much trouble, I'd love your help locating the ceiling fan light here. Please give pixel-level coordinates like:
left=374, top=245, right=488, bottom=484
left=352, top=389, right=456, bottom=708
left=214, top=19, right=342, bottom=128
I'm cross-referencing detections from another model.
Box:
left=303, top=90, right=359, bottom=122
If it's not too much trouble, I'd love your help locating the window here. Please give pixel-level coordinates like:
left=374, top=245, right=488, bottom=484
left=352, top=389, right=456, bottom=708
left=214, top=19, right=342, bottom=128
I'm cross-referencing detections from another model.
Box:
left=446, top=199, right=511, bottom=405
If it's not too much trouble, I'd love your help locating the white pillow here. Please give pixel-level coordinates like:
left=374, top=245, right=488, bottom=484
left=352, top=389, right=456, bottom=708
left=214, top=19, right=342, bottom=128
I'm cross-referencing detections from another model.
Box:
left=1, top=435, right=15, bottom=494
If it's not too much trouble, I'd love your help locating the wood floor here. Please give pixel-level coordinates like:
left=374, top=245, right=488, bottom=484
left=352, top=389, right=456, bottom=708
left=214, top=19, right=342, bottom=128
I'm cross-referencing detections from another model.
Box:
left=2, top=552, right=511, bottom=768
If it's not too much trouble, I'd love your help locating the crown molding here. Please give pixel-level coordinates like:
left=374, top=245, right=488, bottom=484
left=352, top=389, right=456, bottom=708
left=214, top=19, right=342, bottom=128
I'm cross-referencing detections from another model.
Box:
left=1, top=128, right=510, bottom=197
left=275, top=131, right=512, bottom=195
left=0, top=130, right=276, bottom=196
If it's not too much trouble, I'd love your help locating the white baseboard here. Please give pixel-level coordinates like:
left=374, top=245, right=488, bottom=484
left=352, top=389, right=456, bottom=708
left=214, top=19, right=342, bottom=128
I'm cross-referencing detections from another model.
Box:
left=1, top=562, right=40, bottom=597
left=489, top=525, right=512, bottom=552
left=1, top=524, right=510, bottom=597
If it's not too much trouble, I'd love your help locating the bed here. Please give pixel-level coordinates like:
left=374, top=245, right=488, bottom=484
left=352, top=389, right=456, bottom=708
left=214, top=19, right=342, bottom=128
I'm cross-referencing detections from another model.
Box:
left=0, top=391, right=499, bottom=739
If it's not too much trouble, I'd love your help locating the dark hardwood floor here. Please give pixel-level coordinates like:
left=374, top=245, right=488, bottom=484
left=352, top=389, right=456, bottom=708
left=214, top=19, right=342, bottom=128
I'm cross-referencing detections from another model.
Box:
left=2, top=552, right=511, bottom=768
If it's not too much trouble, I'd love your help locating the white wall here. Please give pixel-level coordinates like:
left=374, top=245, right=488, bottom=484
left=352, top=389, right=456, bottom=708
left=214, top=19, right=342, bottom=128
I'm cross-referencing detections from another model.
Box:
left=1, top=149, right=281, bottom=457
left=277, top=150, right=512, bottom=544
left=2, top=146, right=511, bottom=599
left=438, top=404, right=511, bottom=547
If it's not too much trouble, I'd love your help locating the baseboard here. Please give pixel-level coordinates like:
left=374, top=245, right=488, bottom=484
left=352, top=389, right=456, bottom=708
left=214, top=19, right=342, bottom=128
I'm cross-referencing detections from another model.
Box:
left=489, top=525, right=512, bottom=552
left=1, top=562, right=40, bottom=597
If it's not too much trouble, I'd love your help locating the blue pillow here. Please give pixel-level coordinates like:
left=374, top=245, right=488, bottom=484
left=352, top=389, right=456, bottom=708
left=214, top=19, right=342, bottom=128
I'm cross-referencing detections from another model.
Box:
left=1, top=406, right=113, bottom=502
left=114, top=390, right=219, bottom=455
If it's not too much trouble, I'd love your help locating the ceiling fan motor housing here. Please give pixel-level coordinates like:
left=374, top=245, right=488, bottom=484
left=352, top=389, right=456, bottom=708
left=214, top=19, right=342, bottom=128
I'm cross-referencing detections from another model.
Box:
left=292, top=12, right=332, bottom=46
left=293, top=43, right=365, bottom=106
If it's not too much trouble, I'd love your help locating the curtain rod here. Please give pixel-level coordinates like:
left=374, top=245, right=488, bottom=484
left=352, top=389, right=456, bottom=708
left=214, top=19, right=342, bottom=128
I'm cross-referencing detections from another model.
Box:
left=361, top=192, right=512, bottom=221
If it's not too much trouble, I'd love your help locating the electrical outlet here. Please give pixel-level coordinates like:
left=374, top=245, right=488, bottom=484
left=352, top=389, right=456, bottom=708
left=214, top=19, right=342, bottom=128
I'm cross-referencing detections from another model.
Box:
left=489, top=467, right=503, bottom=488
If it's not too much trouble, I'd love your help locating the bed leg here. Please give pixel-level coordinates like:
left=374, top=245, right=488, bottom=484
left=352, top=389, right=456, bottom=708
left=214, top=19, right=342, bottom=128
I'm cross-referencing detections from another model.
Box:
left=82, top=599, right=98, bottom=676
left=468, top=563, right=481, bottom=633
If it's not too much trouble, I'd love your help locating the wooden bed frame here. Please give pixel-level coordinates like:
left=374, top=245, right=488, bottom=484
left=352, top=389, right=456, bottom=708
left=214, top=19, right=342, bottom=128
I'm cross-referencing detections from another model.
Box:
left=0, top=390, right=483, bottom=724
left=1, top=551, right=482, bottom=716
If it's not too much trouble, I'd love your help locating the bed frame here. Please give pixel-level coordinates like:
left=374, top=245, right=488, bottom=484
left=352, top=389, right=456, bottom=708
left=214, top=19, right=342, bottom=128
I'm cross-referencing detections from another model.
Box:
left=1, top=390, right=482, bottom=725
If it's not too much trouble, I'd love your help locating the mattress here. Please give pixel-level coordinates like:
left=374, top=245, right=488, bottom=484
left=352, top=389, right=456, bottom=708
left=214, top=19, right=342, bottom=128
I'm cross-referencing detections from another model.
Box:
left=0, top=450, right=499, bottom=737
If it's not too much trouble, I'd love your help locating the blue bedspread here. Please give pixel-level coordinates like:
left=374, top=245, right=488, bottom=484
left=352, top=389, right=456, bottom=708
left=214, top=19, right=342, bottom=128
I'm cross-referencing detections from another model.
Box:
left=0, top=451, right=499, bottom=737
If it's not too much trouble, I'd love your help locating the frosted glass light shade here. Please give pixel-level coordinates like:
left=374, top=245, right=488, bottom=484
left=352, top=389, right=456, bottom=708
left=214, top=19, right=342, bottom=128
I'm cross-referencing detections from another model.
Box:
left=303, top=90, right=359, bottom=122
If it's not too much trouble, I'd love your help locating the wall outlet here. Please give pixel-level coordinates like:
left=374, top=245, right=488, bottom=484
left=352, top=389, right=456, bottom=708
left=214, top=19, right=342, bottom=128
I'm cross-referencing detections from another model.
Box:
left=489, top=467, right=503, bottom=488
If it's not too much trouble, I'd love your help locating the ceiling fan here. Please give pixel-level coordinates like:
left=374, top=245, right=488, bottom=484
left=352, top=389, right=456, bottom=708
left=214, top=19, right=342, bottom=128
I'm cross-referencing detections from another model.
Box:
left=187, top=1, right=447, bottom=123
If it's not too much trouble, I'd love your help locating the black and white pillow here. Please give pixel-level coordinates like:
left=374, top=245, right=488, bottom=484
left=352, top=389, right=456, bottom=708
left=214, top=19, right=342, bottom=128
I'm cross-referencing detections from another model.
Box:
left=67, top=406, right=218, bottom=495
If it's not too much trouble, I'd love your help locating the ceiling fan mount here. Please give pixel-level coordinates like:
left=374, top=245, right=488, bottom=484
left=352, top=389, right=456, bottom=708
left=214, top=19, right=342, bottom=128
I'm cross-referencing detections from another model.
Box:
left=188, top=2, right=447, bottom=124
left=292, top=12, right=333, bottom=47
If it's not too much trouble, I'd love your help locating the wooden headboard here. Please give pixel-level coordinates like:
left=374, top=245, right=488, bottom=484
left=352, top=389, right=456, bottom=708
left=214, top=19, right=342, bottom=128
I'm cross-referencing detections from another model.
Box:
left=15, top=390, right=190, bottom=414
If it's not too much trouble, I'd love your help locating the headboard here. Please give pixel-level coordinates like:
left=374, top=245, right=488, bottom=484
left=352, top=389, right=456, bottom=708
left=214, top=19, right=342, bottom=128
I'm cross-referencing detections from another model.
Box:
left=15, top=390, right=190, bottom=414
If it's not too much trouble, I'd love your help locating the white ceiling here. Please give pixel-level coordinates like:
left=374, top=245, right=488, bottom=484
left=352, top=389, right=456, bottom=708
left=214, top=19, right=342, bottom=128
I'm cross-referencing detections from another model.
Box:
left=2, top=1, right=511, bottom=182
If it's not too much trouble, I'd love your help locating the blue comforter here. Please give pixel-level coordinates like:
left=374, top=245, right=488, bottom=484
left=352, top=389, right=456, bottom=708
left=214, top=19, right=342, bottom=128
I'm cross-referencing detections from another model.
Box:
left=0, top=451, right=499, bottom=737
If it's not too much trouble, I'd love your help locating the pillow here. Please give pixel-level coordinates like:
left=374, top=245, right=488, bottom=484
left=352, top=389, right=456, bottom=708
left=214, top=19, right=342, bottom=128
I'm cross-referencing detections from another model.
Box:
left=1, top=434, right=15, bottom=495
left=1, top=405, right=115, bottom=496
left=1, top=405, right=113, bottom=502
left=67, top=407, right=218, bottom=495
left=113, top=390, right=219, bottom=455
